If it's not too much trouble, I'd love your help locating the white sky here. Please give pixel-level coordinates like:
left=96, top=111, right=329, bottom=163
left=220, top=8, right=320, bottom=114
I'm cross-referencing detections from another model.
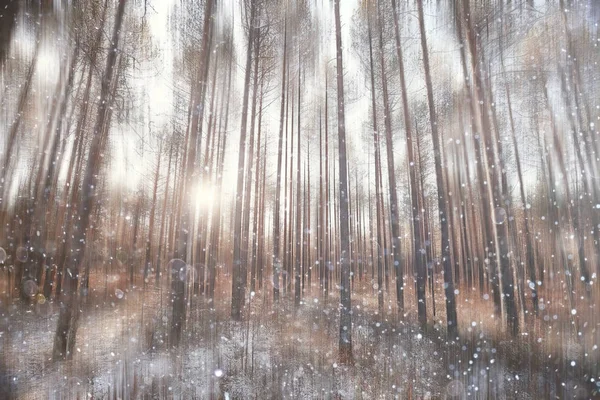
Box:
left=110, top=0, right=366, bottom=196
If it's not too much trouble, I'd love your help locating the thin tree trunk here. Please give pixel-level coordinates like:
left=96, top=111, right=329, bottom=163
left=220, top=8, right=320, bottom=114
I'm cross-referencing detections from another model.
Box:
left=144, top=140, right=163, bottom=285
left=366, top=14, right=384, bottom=318
left=324, top=73, right=330, bottom=299
left=381, top=0, right=405, bottom=316
left=258, top=137, right=268, bottom=289
left=272, top=17, right=287, bottom=302
left=241, top=26, right=261, bottom=294
left=294, top=58, right=302, bottom=307
left=156, top=141, right=174, bottom=284
left=250, top=70, right=265, bottom=294
left=231, top=1, right=256, bottom=320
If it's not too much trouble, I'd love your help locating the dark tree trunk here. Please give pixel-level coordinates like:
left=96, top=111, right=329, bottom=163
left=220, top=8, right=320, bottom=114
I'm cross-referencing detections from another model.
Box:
left=366, top=13, right=384, bottom=317
left=0, top=0, right=18, bottom=64
left=231, top=2, right=256, bottom=320
left=294, top=58, right=302, bottom=307
left=241, top=26, right=261, bottom=295
left=381, top=0, right=405, bottom=316
left=250, top=71, right=265, bottom=293
left=416, top=0, right=458, bottom=335
left=272, top=18, right=288, bottom=302
left=334, top=0, right=353, bottom=365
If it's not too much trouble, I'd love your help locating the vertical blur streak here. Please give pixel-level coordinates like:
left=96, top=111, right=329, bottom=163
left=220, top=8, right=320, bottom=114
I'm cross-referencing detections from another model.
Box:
left=1, top=0, right=600, bottom=398
left=334, top=0, right=353, bottom=366
left=53, top=0, right=127, bottom=361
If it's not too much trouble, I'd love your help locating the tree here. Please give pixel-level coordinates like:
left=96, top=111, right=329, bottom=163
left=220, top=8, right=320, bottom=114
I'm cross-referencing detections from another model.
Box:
left=232, top=0, right=257, bottom=320
left=365, top=4, right=383, bottom=317
left=53, top=0, right=127, bottom=360
left=415, top=0, right=458, bottom=336
left=333, top=0, right=353, bottom=366
left=171, top=0, right=215, bottom=345
left=272, top=14, right=288, bottom=302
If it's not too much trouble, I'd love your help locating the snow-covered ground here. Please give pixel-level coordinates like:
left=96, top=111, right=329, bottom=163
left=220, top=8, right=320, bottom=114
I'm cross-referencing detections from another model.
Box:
left=1, top=279, right=597, bottom=399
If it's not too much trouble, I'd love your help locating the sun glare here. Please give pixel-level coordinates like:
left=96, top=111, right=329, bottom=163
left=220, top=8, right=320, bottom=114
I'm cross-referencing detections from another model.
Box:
left=194, top=184, right=215, bottom=210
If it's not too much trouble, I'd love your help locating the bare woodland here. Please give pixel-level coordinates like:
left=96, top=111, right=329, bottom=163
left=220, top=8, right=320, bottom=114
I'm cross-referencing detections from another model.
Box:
left=0, top=0, right=599, bottom=398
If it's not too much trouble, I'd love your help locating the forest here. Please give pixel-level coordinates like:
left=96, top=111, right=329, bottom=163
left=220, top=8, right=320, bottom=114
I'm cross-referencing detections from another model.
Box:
left=0, top=0, right=599, bottom=398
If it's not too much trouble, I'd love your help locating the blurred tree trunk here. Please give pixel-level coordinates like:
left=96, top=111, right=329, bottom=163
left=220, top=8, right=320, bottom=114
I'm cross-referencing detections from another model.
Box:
left=207, top=49, right=232, bottom=301
left=1, top=37, right=40, bottom=209
left=294, top=55, right=302, bottom=307
left=306, top=150, right=312, bottom=290
left=144, top=140, right=163, bottom=285
left=484, top=65, right=519, bottom=336
left=382, top=0, right=406, bottom=316
left=334, top=0, right=353, bottom=366
left=166, top=148, right=181, bottom=261
left=231, top=0, right=256, bottom=321
left=156, top=141, right=174, bottom=284
left=324, top=72, right=331, bottom=298
left=416, top=0, right=458, bottom=335
left=196, top=53, right=221, bottom=295
left=53, top=0, right=127, bottom=361
left=282, top=94, right=290, bottom=297
left=171, top=0, right=215, bottom=345
left=0, top=0, right=18, bottom=64
left=458, top=0, right=503, bottom=317
left=366, top=12, right=383, bottom=317
left=250, top=71, right=265, bottom=293
left=461, top=0, right=518, bottom=335
left=33, top=43, right=78, bottom=294
left=318, top=109, right=325, bottom=294
left=55, top=0, right=109, bottom=299
left=257, top=135, right=268, bottom=289
left=242, top=24, right=261, bottom=296
left=128, top=195, right=142, bottom=288
left=286, top=83, right=295, bottom=296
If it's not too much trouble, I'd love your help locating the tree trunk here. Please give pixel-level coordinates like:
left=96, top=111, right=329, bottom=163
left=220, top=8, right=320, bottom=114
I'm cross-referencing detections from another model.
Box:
left=207, top=47, right=232, bottom=301
left=272, top=17, right=287, bottom=302
left=144, top=140, right=163, bottom=284
left=461, top=0, right=518, bottom=335
left=53, top=0, right=126, bottom=361
left=156, top=141, right=174, bottom=284
left=381, top=0, right=406, bottom=316
left=171, top=0, right=215, bottom=345
left=0, top=0, right=18, bottom=64
left=415, top=0, right=458, bottom=335
left=231, top=2, right=256, bottom=320
left=250, top=70, right=265, bottom=293
left=366, top=14, right=384, bottom=318
left=334, top=0, right=353, bottom=365
left=294, top=57, right=302, bottom=307
left=241, top=26, right=261, bottom=295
